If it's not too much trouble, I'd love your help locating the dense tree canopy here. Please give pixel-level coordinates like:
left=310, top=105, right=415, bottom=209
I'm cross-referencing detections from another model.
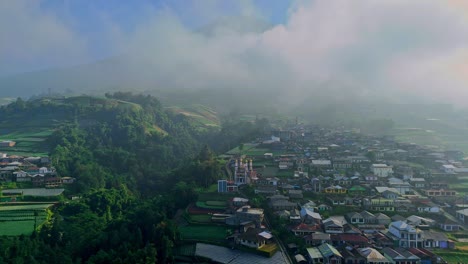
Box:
left=0, top=93, right=269, bottom=263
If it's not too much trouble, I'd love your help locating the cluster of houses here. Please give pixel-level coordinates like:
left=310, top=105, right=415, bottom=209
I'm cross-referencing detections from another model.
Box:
left=0, top=153, right=74, bottom=187
left=210, top=197, right=276, bottom=250
left=220, top=125, right=468, bottom=263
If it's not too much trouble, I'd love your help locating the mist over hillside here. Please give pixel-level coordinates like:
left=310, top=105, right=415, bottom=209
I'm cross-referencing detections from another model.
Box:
left=2, top=0, right=468, bottom=111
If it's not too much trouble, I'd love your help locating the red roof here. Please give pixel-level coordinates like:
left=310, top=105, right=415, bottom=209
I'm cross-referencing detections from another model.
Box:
left=293, top=223, right=321, bottom=232
left=332, top=234, right=369, bottom=243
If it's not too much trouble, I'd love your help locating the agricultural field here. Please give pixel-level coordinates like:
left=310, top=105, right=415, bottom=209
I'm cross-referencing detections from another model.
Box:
left=188, top=214, right=212, bottom=224
left=0, top=113, right=61, bottom=156
left=450, top=182, right=468, bottom=196
left=0, top=204, right=53, bottom=236
left=226, top=143, right=292, bottom=157
left=195, top=201, right=227, bottom=210
left=433, top=249, right=468, bottom=263
left=197, top=192, right=236, bottom=203
left=391, top=122, right=468, bottom=155
left=179, top=225, right=232, bottom=243
left=226, top=143, right=260, bottom=155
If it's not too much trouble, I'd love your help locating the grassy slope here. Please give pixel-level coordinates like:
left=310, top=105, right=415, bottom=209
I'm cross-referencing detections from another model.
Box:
left=0, top=96, right=174, bottom=156
left=166, top=104, right=220, bottom=131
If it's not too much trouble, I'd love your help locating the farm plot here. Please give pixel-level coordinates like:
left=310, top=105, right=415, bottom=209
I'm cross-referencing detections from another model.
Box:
left=0, top=204, right=53, bottom=236
left=179, top=225, right=232, bottom=243
left=195, top=201, right=227, bottom=210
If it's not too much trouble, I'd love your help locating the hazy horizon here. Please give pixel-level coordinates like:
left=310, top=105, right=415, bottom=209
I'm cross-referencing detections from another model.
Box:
left=2, top=0, right=468, bottom=108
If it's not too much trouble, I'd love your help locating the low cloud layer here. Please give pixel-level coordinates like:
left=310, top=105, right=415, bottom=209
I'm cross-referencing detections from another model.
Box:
left=2, top=0, right=468, bottom=107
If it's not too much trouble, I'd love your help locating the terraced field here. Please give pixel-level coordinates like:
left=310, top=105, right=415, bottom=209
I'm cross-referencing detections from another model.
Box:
left=0, top=204, right=53, bottom=236
left=179, top=225, right=232, bottom=243
left=0, top=114, right=60, bottom=156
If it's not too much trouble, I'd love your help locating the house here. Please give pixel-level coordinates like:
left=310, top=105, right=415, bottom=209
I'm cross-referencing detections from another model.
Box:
left=408, top=248, right=438, bottom=264
left=0, top=141, right=16, bottom=147
left=307, top=243, right=343, bottom=264
left=441, top=164, right=456, bottom=174
left=331, top=234, right=369, bottom=247
left=218, top=180, right=228, bottom=192
left=226, top=206, right=264, bottom=227
left=345, top=212, right=364, bottom=225
left=389, top=182, right=412, bottom=195
left=358, top=224, right=386, bottom=234
left=327, top=196, right=347, bottom=206
left=324, top=185, right=347, bottom=194
left=236, top=228, right=272, bottom=249
left=14, top=171, right=31, bottom=182
left=38, top=167, right=49, bottom=174
left=365, top=175, right=379, bottom=184
left=45, top=177, right=62, bottom=188
left=382, top=247, right=420, bottom=264
left=439, top=219, right=461, bottom=232
left=341, top=248, right=366, bottom=264
left=332, top=158, right=352, bottom=170
left=375, top=187, right=400, bottom=199
left=310, top=178, right=323, bottom=192
left=292, top=223, right=321, bottom=236
left=265, top=177, right=280, bottom=186
left=294, top=254, right=307, bottom=264
left=348, top=185, right=366, bottom=195
left=288, top=190, right=303, bottom=199
left=300, top=208, right=322, bottom=224
left=358, top=247, right=391, bottom=264
left=232, top=197, right=249, bottom=207
left=301, top=200, right=317, bottom=211
left=317, top=204, right=332, bottom=211
left=254, top=185, right=277, bottom=195
left=279, top=158, right=294, bottom=170
left=270, top=199, right=296, bottom=211
left=364, top=198, right=395, bottom=212
left=422, top=230, right=451, bottom=249
left=374, top=213, right=391, bottom=225
left=369, top=232, right=395, bottom=248
left=372, top=164, right=393, bottom=177
left=410, top=178, right=426, bottom=188
left=388, top=221, right=423, bottom=248
left=334, top=176, right=352, bottom=186
left=424, top=189, right=456, bottom=197
left=323, top=217, right=345, bottom=234
left=269, top=195, right=296, bottom=211
left=429, top=182, right=448, bottom=189
left=31, top=174, right=45, bottom=186
left=61, top=176, right=75, bottom=184
left=416, top=202, right=440, bottom=213
left=360, top=210, right=376, bottom=224
left=304, top=232, right=331, bottom=246
left=310, top=159, right=332, bottom=169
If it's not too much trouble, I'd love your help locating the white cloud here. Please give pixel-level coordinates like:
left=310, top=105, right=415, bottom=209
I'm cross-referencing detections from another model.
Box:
left=0, top=0, right=89, bottom=75
left=2, top=0, right=468, bottom=107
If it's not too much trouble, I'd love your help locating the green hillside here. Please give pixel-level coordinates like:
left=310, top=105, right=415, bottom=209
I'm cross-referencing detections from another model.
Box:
left=166, top=104, right=220, bottom=131
left=0, top=95, right=173, bottom=156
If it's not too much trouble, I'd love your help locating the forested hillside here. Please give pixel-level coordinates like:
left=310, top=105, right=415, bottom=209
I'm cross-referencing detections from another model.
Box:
left=0, top=93, right=269, bottom=263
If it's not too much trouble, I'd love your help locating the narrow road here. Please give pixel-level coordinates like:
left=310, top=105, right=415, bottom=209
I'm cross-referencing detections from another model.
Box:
left=238, top=186, right=292, bottom=264
left=263, top=212, right=294, bottom=264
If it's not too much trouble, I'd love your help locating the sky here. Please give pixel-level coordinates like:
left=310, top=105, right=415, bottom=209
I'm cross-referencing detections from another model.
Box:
left=1, top=0, right=468, bottom=107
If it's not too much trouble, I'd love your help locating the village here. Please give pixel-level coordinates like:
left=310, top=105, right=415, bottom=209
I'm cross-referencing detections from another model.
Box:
left=180, top=124, right=468, bottom=263
left=2, top=125, right=468, bottom=263
left=0, top=144, right=73, bottom=236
